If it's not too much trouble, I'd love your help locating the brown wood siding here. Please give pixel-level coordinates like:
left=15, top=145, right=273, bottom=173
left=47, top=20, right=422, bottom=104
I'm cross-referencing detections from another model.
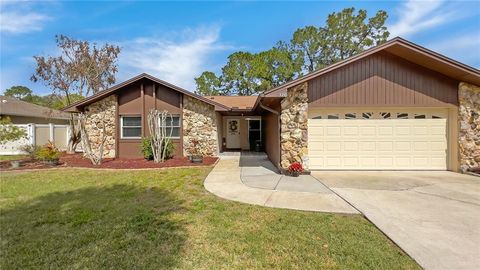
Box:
left=308, top=51, right=459, bottom=107
left=263, top=103, right=280, bottom=167
left=117, top=80, right=183, bottom=158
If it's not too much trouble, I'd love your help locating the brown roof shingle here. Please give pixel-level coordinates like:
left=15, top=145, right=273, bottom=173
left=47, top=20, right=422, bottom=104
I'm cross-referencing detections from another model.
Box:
left=0, top=95, right=70, bottom=119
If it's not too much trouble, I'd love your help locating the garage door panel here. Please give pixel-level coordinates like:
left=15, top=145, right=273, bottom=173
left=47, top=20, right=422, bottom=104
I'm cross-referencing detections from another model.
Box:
left=361, top=157, right=377, bottom=167
left=395, top=141, right=411, bottom=151
left=326, top=142, right=341, bottom=151
left=377, top=157, right=394, bottom=167
left=344, top=126, right=359, bottom=136
left=309, top=141, right=324, bottom=150
left=378, top=127, right=394, bottom=135
left=395, top=126, right=411, bottom=136
left=413, top=157, right=429, bottom=167
left=309, top=126, right=324, bottom=135
left=377, top=142, right=393, bottom=151
left=431, top=126, right=446, bottom=135
left=309, top=157, right=324, bottom=167
left=360, top=141, right=376, bottom=151
left=326, top=157, right=342, bottom=167
left=343, top=157, right=359, bottom=167
left=413, top=127, right=428, bottom=135
left=361, top=127, right=376, bottom=136
left=308, top=109, right=448, bottom=170
left=431, top=157, right=447, bottom=167
left=326, top=127, right=341, bottom=136
left=344, top=141, right=359, bottom=151
left=413, top=141, right=429, bottom=151
left=396, top=157, right=412, bottom=167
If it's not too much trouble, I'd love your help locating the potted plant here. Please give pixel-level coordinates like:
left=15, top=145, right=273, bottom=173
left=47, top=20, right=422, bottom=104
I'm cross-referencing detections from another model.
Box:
left=10, top=160, right=21, bottom=169
left=287, top=162, right=304, bottom=177
left=189, top=139, right=203, bottom=163
left=35, top=141, right=60, bottom=165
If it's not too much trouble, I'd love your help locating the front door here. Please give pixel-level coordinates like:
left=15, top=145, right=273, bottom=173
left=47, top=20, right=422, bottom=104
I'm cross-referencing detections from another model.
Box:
left=226, top=119, right=240, bottom=149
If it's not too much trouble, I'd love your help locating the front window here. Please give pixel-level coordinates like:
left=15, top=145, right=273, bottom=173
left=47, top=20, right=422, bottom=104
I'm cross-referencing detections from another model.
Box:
left=121, top=116, right=142, bottom=138
left=160, top=115, right=181, bottom=138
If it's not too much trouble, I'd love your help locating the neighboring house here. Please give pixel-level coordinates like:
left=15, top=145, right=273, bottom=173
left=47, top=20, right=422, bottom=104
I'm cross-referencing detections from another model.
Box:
left=63, top=37, right=480, bottom=172
left=0, top=96, right=71, bottom=154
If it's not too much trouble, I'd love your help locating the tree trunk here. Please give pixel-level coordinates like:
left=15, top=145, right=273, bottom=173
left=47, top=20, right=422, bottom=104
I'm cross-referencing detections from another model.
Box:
left=66, top=115, right=80, bottom=154
left=147, top=109, right=173, bottom=163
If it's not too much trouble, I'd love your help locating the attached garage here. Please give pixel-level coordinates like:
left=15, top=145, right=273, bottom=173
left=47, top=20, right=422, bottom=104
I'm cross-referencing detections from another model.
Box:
left=308, top=108, right=449, bottom=170
left=264, top=37, right=480, bottom=172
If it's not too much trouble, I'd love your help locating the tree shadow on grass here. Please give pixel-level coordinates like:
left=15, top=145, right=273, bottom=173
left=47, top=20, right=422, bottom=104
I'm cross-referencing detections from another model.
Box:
left=1, top=184, right=186, bottom=269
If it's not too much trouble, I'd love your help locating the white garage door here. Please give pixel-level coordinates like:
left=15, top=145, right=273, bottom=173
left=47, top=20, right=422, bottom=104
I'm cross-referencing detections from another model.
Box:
left=308, top=109, right=448, bottom=170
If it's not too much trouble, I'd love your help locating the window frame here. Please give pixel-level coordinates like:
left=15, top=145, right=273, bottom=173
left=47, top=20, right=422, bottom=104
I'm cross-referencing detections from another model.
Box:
left=159, top=115, right=181, bottom=139
left=120, top=115, right=142, bottom=139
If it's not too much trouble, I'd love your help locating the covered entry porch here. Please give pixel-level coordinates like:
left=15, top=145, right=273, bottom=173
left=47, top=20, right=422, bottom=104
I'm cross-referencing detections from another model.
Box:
left=207, top=95, right=281, bottom=166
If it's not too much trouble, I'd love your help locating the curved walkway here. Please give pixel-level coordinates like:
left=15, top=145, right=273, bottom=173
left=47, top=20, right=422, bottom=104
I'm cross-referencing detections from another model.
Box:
left=204, top=153, right=358, bottom=214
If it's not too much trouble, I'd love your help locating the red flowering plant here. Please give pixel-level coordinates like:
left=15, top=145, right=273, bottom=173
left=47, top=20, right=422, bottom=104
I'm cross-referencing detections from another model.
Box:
left=287, top=162, right=304, bottom=175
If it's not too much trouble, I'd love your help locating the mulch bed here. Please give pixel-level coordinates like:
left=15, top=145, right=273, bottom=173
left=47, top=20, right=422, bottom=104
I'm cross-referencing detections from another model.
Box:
left=0, top=153, right=217, bottom=171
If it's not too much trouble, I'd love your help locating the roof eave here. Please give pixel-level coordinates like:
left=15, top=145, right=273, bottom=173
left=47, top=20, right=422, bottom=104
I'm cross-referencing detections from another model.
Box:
left=1, top=112, right=71, bottom=119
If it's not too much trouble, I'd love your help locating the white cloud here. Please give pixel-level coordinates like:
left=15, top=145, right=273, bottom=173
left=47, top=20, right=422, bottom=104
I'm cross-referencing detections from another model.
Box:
left=0, top=1, right=51, bottom=33
left=388, top=0, right=454, bottom=37
left=117, top=25, right=233, bottom=91
left=0, top=12, right=50, bottom=33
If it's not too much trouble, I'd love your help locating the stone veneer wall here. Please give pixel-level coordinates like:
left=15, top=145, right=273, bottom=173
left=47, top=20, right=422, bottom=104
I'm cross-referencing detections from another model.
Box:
left=280, top=82, right=308, bottom=169
left=458, top=82, right=480, bottom=172
left=182, top=96, right=218, bottom=156
left=84, top=95, right=116, bottom=158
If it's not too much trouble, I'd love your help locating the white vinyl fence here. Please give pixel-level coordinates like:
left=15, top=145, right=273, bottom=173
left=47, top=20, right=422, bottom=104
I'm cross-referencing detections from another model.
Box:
left=0, top=124, right=71, bottom=155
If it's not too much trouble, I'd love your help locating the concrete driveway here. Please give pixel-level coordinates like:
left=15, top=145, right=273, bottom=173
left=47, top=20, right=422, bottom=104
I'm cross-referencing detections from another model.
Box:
left=312, top=171, right=480, bottom=270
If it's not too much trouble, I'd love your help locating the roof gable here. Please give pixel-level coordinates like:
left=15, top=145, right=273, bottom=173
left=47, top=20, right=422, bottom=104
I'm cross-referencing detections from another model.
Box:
left=63, top=73, right=230, bottom=112
left=264, top=37, right=480, bottom=97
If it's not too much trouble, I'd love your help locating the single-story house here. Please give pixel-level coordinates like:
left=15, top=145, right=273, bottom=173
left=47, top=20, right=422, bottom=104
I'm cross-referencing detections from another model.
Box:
left=0, top=95, right=71, bottom=154
left=63, top=37, right=480, bottom=172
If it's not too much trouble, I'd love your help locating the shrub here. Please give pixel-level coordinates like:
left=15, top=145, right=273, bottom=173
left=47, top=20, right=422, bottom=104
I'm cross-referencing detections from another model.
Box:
left=20, top=144, right=41, bottom=160
left=0, top=116, right=27, bottom=144
left=141, top=137, right=175, bottom=161
left=35, top=141, right=60, bottom=161
left=162, top=140, right=176, bottom=160
left=141, top=137, right=154, bottom=160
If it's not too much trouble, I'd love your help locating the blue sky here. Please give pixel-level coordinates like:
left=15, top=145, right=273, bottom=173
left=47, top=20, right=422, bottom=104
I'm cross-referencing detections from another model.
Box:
left=1, top=0, right=479, bottom=95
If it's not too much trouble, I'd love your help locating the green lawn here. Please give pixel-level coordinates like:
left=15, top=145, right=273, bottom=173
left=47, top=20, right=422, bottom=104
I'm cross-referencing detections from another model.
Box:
left=0, top=168, right=419, bottom=269
left=0, top=155, right=27, bottom=161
